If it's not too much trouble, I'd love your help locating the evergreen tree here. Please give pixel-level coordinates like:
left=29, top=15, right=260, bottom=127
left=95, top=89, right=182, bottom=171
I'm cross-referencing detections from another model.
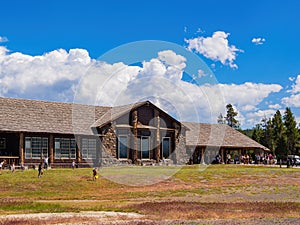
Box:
left=283, top=107, right=299, bottom=155
left=252, top=124, right=264, bottom=143
left=272, top=110, right=286, bottom=158
left=225, top=104, right=239, bottom=129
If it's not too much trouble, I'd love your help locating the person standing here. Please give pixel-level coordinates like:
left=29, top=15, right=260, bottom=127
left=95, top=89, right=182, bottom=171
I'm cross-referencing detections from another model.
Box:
left=0, top=160, right=5, bottom=175
left=38, top=163, right=43, bottom=178
left=93, top=168, right=98, bottom=181
left=11, top=162, right=15, bottom=173
left=71, top=161, right=76, bottom=170
left=44, top=156, right=49, bottom=170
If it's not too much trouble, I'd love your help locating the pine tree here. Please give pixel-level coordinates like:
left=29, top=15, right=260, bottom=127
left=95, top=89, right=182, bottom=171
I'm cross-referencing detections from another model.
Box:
left=272, top=110, right=286, bottom=158
left=225, top=104, right=239, bottom=129
left=252, top=124, right=264, bottom=143
left=283, top=107, right=299, bottom=155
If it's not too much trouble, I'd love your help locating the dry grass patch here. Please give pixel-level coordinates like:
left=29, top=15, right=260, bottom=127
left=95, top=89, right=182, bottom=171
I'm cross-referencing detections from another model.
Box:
left=130, top=201, right=300, bottom=220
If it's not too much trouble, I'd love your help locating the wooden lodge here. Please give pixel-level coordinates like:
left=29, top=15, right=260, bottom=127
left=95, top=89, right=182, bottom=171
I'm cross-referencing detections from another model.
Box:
left=0, top=97, right=269, bottom=168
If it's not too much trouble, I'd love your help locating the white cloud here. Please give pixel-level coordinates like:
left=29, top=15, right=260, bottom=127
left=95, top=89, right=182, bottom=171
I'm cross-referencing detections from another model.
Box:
left=185, top=31, right=242, bottom=69
left=252, top=37, right=266, bottom=45
left=290, top=74, right=300, bottom=93
left=245, top=109, right=277, bottom=126
left=0, top=36, right=8, bottom=43
left=289, top=76, right=295, bottom=82
left=282, top=75, right=300, bottom=107
left=217, top=82, right=282, bottom=111
left=0, top=46, right=283, bottom=128
left=269, top=104, right=281, bottom=109
left=282, top=94, right=300, bottom=107
left=0, top=46, right=93, bottom=100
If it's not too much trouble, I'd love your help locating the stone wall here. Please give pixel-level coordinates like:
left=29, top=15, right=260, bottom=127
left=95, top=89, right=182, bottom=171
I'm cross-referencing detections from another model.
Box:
left=173, top=126, right=189, bottom=165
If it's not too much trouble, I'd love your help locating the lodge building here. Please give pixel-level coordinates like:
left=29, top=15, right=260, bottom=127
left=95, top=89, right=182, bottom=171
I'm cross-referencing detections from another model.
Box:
left=0, top=97, right=268, bottom=168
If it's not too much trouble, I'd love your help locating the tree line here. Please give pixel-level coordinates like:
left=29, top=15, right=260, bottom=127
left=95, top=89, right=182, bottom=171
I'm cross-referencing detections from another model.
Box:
left=252, top=108, right=299, bottom=158
left=218, top=105, right=299, bottom=159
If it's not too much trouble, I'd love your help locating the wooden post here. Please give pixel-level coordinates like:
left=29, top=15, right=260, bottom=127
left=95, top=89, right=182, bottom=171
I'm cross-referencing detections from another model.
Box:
left=132, top=110, right=138, bottom=164
left=19, top=132, right=24, bottom=165
left=201, top=148, right=205, bottom=164
left=221, top=148, right=224, bottom=164
left=49, top=134, right=54, bottom=164
left=155, top=110, right=161, bottom=162
left=76, top=136, right=81, bottom=163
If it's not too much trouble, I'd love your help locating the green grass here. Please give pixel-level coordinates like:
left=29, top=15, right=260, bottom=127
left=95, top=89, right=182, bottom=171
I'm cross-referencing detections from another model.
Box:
left=0, top=165, right=299, bottom=218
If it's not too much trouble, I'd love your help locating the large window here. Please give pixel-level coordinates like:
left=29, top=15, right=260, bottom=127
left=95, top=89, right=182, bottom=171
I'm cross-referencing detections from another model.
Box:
left=141, top=136, right=150, bottom=159
left=55, top=138, right=76, bottom=159
left=162, top=137, right=170, bottom=159
left=118, top=136, right=128, bottom=159
left=25, top=137, right=48, bottom=159
left=82, top=138, right=97, bottom=159
left=0, top=138, right=6, bottom=150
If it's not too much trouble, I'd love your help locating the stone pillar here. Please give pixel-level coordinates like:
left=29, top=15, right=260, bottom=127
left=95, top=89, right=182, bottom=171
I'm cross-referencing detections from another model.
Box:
left=19, top=132, right=24, bottom=165
left=155, top=110, right=161, bottom=162
left=132, top=110, right=138, bottom=164
left=49, top=134, right=54, bottom=164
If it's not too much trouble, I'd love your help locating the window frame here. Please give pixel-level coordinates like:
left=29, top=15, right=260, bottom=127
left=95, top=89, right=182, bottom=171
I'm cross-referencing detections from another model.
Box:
left=25, top=137, right=48, bottom=159
left=81, top=138, right=97, bottom=159
left=162, top=137, right=171, bottom=159
left=118, top=135, right=128, bottom=159
left=140, top=136, right=150, bottom=159
left=54, top=138, right=76, bottom=159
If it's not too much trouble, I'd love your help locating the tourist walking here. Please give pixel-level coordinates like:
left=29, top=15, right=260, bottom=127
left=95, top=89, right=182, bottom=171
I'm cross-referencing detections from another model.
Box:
left=11, top=162, right=15, bottom=173
left=93, top=168, right=98, bottom=181
left=38, top=163, right=43, bottom=178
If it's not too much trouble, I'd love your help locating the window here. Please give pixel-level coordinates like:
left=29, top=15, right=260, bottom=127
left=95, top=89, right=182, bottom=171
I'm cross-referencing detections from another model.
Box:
left=25, top=137, right=48, bottom=159
left=0, top=138, right=6, bottom=150
left=82, top=138, right=97, bottom=159
left=141, top=136, right=150, bottom=159
left=162, top=137, right=170, bottom=159
left=55, top=138, right=76, bottom=159
left=118, top=135, right=128, bottom=159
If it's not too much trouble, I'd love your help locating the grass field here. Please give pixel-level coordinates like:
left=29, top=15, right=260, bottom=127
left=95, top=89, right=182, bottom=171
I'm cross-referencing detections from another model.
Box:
left=0, top=164, right=299, bottom=224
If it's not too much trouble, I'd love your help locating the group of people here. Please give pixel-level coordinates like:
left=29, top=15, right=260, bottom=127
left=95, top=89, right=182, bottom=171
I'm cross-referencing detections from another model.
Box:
left=0, top=160, right=17, bottom=174
left=254, top=153, right=276, bottom=165
left=213, top=153, right=277, bottom=165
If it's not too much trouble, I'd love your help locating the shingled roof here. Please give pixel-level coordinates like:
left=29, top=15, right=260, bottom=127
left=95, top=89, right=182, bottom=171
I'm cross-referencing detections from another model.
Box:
left=92, top=101, right=147, bottom=128
left=182, top=122, right=269, bottom=151
left=0, top=97, right=111, bottom=135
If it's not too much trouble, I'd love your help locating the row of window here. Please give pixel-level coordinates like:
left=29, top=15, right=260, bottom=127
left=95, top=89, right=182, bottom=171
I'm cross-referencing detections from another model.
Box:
left=118, top=136, right=171, bottom=159
left=25, top=137, right=97, bottom=159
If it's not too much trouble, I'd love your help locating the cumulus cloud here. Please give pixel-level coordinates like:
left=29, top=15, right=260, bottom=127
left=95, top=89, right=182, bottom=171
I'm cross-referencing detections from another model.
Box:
left=217, top=82, right=282, bottom=111
left=0, top=46, right=93, bottom=100
left=0, top=36, right=8, bottom=43
left=0, top=46, right=283, bottom=127
left=282, top=75, right=300, bottom=107
left=245, top=109, right=277, bottom=126
left=252, top=37, right=266, bottom=45
left=185, top=31, right=242, bottom=69
left=282, top=94, right=300, bottom=107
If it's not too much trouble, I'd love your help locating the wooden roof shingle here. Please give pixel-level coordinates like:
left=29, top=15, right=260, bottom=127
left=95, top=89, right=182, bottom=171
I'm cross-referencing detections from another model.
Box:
left=182, top=122, right=269, bottom=151
left=0, top=97, right=111, bottom=135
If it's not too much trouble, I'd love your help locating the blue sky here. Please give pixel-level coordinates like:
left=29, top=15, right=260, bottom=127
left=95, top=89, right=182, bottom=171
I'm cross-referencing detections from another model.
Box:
left=1, top=0, right=300, bottom=128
